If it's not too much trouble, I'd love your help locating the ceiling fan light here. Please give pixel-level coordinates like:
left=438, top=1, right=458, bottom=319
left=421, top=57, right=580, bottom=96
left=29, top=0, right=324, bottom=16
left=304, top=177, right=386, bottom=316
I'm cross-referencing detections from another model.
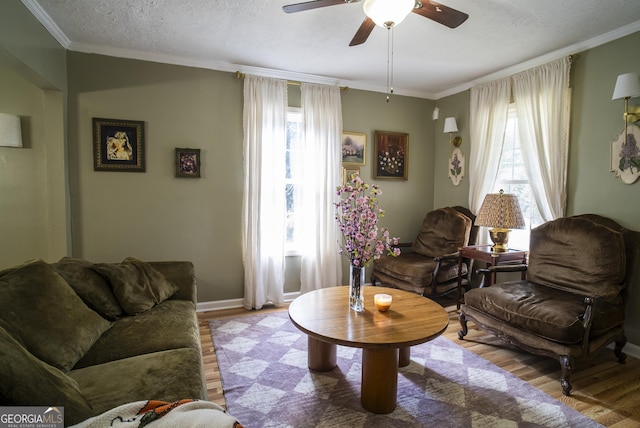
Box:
left=363, top=0, right=415, bottom=28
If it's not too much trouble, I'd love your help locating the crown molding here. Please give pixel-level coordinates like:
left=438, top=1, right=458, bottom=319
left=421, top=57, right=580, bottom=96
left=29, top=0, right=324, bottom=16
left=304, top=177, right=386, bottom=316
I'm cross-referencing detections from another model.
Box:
left=435, top=20, right=640, bottom=100
left=21, top=0, right=71, bottom=48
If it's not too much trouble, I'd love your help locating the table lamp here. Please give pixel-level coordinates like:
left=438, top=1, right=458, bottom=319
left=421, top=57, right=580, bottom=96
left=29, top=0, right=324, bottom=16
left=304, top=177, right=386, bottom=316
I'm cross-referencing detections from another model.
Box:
left=475, top=190, right=525, bottom=252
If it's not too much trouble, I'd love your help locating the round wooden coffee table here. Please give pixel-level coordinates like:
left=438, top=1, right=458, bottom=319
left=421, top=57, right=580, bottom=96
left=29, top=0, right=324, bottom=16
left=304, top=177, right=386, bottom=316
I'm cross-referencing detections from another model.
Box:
left=288, top=286, right=448, bottom=414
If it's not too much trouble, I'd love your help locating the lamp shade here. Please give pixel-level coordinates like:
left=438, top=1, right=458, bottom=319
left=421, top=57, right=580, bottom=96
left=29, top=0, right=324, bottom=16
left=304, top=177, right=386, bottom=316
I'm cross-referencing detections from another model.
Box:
left=475, top=190, right=525, bottom=229
left=0, top=113, right=22, bottom=148
left=363, top=0, right=415, bottom=28
left=443, top=117, right=458, bottom=133
left=612, top=73, right=640, bottom=100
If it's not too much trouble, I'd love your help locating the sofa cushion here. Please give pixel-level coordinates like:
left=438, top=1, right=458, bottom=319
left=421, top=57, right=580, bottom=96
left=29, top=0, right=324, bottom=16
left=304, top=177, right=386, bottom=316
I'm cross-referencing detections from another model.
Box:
left=0, top=325, right=95, bottom=426
left=412, top=207, right=471, bottom=258
left=0, top=260, right=112, bottom=372
left=74, top=300, right=199, bottom=369
left=53, top=257, right=123, bottom=321
left=527, top=217, right=626, bottom=299
left=70, top=348, right=206, bottom=416
left=93, top=258, right=179, bottom=315
left=463, top=281, right=626, bottom=344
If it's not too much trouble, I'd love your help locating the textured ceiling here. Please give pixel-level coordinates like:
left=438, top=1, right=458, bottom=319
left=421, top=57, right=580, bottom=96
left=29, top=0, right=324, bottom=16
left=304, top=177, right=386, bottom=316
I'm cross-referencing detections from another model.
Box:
left=23, top=0, right=640, bottom=99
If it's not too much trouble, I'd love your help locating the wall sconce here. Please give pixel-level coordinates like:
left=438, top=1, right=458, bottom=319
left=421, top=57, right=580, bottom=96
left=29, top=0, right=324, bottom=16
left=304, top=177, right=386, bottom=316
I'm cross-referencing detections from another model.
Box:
left=0, top=113, right=23, bottom=148
left=443, top=117, right=462, bottom=146
left=612, top=72, right=640, bottom=124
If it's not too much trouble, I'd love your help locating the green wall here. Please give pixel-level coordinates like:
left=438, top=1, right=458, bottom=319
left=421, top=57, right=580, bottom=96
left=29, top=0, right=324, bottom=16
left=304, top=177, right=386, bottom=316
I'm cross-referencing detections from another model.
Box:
left=66, top=52, right=435, bottom=302
left=0, top=1, right=68, bottom=266
left=432, top=90, right=471, bottom=208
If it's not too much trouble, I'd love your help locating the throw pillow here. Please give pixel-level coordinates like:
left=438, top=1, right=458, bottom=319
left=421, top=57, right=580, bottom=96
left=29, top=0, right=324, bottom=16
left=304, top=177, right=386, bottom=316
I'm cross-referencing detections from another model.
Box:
left=93, top=257, right=179, bottom=316
left=0, top=259, right=112, bottom=372
left=0, top=325, right=95, bottom=426
left=53, top=257, right=123, bottom=321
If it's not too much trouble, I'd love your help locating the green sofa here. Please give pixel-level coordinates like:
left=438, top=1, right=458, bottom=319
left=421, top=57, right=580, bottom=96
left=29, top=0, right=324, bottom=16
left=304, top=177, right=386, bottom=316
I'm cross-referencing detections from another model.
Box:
left=0, top=257, right=207, bottom=426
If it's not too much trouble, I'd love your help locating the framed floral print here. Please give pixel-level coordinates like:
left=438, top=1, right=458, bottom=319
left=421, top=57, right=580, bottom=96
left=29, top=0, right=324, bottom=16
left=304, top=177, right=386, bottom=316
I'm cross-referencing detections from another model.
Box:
left=373, top=130, right=408, bottom=180
left=448, top=147, right=465, bottom=186
left=175, top=148, right=201, bottom=178
left=93, top=118, right=145, bottom=172
left=610, top=123, right=640, bottom=184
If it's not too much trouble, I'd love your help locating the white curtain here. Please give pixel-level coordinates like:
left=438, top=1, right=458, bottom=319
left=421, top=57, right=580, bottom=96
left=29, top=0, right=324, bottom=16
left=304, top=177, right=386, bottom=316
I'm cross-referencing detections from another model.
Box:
left=468, top=77, right=511, bottom=215
left=512, top=57, right=572, bottom=221
left=241, top=75, right=287, bottom=310
left=299, top=83, right=343, bottom=293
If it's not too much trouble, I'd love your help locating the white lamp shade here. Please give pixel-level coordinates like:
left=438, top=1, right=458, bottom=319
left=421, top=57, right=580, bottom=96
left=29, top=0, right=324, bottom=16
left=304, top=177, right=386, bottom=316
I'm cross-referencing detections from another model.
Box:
left=443, top=117, right=458, bottom=133
left=363, top=0, right=415, bottom=28
left=0, top=113, right=22, bottom=148
left=612, top=73, right=640, bottom=100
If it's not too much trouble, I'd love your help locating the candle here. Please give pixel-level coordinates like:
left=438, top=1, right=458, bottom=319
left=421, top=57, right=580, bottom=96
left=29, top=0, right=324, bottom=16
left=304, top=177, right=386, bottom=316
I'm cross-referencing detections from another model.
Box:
left=374, top=293, right=392, bottom=312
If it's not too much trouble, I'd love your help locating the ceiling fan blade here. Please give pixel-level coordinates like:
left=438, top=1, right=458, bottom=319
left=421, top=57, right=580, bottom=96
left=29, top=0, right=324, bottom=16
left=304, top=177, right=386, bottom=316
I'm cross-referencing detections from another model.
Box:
left=283, top=0, right=350, bottom=13
left=349, top=17, right=375, bottom=46
left=412, top=1, right=469, bottom=28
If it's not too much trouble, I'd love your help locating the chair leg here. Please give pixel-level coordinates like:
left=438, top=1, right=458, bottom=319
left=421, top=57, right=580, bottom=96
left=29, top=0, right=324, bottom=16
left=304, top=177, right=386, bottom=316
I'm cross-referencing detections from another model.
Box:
left=559, top=355, right=573, bottom=396
left=614, top=336, right=627, bottom=364
left=458, top=312, right=468, bottom=340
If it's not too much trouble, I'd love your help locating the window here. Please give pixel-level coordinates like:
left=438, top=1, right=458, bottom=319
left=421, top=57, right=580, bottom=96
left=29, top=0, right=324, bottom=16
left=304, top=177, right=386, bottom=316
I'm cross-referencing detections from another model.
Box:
left=285, top=108, right=304, bottom=254
left=493, top=104, right=544, bottom=250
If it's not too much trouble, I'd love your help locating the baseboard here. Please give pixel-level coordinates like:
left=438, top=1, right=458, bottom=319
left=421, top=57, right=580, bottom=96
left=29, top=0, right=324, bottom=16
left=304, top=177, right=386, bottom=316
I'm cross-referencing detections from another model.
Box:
left=196, top=291, right=301, bottom=313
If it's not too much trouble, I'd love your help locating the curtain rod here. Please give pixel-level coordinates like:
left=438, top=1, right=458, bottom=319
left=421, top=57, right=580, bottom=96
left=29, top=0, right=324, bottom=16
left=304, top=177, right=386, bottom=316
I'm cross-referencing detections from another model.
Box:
left=234, top=71, right=349, bottom=92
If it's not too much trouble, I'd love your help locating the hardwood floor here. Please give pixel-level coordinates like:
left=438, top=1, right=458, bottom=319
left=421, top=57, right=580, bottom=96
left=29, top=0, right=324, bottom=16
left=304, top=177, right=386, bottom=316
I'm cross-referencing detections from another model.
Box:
left=197, top=298, right=640, bottom=427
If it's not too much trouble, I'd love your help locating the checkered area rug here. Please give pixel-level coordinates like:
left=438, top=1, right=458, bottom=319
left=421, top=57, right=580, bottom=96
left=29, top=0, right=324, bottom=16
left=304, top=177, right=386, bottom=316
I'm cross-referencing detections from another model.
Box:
left=209, top=310, right=602, bottom=427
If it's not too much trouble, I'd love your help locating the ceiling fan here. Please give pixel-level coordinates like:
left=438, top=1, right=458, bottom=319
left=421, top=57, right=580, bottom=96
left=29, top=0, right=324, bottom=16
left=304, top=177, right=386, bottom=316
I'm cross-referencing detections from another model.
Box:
left=282, top=0, right=469, bottom=46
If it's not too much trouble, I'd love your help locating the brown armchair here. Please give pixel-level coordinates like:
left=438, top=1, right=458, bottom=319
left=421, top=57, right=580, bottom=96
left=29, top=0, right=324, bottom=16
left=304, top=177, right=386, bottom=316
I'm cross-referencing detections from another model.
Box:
left=459, top=214, right=638, bottom=396
left=371, top=206, right=478, bottom=298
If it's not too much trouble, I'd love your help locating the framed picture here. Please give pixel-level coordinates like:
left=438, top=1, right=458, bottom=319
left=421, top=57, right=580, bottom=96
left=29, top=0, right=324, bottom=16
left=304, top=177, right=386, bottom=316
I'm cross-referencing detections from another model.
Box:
left=448, top=147, right=465, bottom=186
left=610, top=123, right=640, bottom=184
left=373, top=130, right=408, bottom=180
left=93, top=118, right=145, bottom=172
left=341, top=132, right=366, bottom=166
left=175, top=148, right=201, bottom=178
left=342, top=166, right=359, bottom=186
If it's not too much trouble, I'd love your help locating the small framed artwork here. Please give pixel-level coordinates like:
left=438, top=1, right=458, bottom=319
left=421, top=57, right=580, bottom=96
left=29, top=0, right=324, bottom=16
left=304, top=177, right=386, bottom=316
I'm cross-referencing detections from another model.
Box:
left=610, top=123, right=640, bottom=184
left=342, top=166, right=359, bottom=186
left=93, top=118, right=145, bottom=172
left=373, top=130, right=408, bottom=180
left=341, top=132, right=366, bottom=166
left=448, top=147, right=465, bottom=186
left=175, top=148, right=201, bottom=178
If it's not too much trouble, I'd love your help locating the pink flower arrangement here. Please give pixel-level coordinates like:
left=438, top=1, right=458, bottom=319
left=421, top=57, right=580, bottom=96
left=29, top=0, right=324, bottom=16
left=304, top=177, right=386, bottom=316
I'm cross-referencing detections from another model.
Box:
left=335, top=173, right=400, bottom=267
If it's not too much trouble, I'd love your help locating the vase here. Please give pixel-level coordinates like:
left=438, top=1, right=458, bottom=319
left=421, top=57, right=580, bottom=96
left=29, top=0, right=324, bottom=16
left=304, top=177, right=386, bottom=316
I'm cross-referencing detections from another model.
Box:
left=349, top=264, right=366, bottom=312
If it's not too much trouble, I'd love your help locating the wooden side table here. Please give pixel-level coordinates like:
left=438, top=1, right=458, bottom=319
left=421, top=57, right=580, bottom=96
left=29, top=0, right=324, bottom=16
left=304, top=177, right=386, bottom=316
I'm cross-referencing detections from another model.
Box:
left=456, top=245, right=528, bottom=308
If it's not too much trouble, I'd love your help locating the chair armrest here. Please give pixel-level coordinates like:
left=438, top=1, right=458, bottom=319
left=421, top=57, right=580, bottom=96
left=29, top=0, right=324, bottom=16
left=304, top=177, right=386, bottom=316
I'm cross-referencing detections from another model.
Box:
left=580, top=296, right=597, bottom=355
left=434, top=251, right=460, bottom=261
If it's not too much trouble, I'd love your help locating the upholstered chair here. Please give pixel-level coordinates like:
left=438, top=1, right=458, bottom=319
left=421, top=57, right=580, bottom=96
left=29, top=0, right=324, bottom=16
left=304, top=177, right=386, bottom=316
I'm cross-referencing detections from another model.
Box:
left=459, top=215, right=638, bottom=396
left=371, top=206, right=477, bottom=298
